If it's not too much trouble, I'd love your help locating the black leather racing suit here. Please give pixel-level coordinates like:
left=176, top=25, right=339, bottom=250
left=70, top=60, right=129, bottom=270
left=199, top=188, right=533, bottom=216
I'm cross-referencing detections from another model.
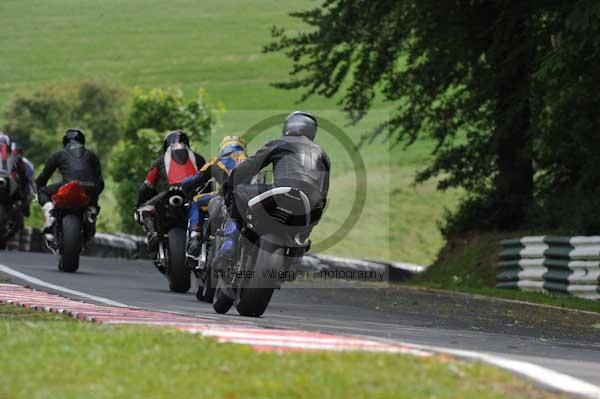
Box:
left=36, top=142, right=105, bottom=206
left=225, top=135, right=330, bottom=223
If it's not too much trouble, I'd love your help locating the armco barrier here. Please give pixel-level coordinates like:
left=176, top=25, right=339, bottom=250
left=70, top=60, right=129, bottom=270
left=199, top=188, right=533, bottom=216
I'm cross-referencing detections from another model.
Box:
left=6, top=228, right=423, bottom=281
left=497, top=236, right=600, bottom=300
left=6, top=227, right=147, bottom=259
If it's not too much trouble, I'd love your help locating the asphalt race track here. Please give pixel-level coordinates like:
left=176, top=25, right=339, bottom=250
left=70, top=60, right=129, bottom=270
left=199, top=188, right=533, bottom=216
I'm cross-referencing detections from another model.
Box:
left=1, top=251, right=599, bottom=390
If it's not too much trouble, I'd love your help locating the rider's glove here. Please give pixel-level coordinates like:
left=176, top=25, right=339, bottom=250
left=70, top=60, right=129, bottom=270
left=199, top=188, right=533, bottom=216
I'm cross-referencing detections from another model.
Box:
left=181, top=175, right=196, bottom=199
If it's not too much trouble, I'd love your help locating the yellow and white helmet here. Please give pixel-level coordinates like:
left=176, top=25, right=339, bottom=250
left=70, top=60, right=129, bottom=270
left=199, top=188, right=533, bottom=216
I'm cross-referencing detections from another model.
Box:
left=218, top=136, right=247, bottom=158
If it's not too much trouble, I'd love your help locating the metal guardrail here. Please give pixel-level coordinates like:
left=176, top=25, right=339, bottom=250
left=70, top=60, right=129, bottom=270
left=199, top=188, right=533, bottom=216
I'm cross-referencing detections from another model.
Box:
left=6, top=227, right=147, bottom=259
left=497, top=236, right=600, bottom=300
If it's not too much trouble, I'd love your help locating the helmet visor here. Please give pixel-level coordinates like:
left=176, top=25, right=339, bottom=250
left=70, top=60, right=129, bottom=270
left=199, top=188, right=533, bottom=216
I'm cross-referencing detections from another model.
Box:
left=220, top=144, right=246, bottom=158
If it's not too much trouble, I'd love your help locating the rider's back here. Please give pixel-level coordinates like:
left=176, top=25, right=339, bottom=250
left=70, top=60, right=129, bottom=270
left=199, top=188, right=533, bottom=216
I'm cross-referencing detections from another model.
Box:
left=270, top=135, right=330, bottom=205
left=45, top=143, right=102, bottom=185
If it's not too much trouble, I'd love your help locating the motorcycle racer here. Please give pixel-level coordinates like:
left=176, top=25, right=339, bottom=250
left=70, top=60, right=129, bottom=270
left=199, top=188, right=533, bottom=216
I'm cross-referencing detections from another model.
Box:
left=181, top=135, right=248, bottom=258
left=35, top=129, right=104, bottom=239
left=0, top=133, right=29, bottom=203
left=217, top=112, right=330, bottom=266
left=10, top=142, right=35, bottom=217
left=136, top=130, right=206, bottom=253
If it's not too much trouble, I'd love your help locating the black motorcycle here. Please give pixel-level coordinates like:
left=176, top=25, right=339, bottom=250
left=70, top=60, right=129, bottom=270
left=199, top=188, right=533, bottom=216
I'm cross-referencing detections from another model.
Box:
left=192, top=196, right=227, bottom=303
left=46, top=181, right=98, bottom=272
left=144, top=186, right=191, bottom=293
left=0, top=174, right=24, bottom=250
left=212, top=186, right=314, bottom=317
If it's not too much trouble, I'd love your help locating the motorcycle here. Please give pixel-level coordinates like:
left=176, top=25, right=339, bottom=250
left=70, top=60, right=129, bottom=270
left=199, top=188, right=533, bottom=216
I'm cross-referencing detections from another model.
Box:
left=192, top=196, right=227, bottom=303
left=46, top=181, right=98, bottom=272
left=139, top=186, right=191, bottom=293
left=0, top=173, right=24, bottom=250
left=212, top=184, right=315, bottom=317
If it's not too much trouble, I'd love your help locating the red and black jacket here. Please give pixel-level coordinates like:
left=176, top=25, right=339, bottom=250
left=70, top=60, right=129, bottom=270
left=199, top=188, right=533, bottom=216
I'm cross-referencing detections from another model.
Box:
left=137, top=147, right=205, bottom=206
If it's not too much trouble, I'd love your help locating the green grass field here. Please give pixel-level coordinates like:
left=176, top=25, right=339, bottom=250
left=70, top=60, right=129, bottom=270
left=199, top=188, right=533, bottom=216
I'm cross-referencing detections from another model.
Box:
left=0, top=0, right=460, bottom=264
left=0, top=304, right=562, bottom=399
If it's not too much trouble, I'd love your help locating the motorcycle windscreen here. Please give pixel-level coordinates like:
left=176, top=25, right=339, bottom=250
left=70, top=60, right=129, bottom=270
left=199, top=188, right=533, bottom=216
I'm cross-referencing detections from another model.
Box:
left=52, top=181, right=90, bottom=209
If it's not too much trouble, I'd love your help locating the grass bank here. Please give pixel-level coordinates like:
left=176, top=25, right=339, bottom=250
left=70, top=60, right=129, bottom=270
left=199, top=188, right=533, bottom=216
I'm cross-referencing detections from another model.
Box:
left=0, top=0, right=460, bottom=264
left=0, top=304, right=563, bottom=399
left=412, top=231, right=600, bottom=313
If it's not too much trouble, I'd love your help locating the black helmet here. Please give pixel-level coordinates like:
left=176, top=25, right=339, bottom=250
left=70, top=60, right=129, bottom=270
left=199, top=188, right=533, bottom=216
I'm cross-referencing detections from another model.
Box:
left=63, top=129, right=85, bottom=147
left=282, top=111, right=318, bottom=141
left=163, top=130, right=190, bottom=152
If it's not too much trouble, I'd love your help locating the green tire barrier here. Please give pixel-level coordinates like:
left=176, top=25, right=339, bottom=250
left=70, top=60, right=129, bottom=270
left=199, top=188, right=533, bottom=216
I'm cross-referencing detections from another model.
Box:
left=498, top=236, right=600, bottom=300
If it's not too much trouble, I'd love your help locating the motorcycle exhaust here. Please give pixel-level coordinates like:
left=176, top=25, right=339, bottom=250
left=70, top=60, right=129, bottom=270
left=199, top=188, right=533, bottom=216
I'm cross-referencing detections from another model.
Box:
left=0, top=178, right=7, bottom=189
left=168, top=195, right=184, bottom=207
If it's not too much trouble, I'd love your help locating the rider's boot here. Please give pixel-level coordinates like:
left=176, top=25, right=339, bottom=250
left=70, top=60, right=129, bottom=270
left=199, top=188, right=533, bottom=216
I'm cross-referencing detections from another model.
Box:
left=142, top=216, right=159, bottom=254
left=187, top=229, right=202, bottom=259
left=214, top=218, right=241, bottom=271
left=41, top=202, right=55, bottom=236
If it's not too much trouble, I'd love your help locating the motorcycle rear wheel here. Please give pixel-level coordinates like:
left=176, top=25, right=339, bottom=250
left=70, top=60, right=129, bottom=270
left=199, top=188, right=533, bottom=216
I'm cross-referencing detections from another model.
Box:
left=235, top=246, right=281, bottom=317
left=168, top=227, right=190, bottom=293
left=236, top=287, right=274, bottom=317
left=60, top=214, right=81, bottom=273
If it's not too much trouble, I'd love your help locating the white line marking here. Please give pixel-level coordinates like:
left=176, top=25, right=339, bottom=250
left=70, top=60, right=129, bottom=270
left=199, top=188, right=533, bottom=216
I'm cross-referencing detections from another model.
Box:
left=467, top=350, right=600, bottom=399
left=402, top=343, right=600, bottom=399
left=0, top=264, right=130, bottom=308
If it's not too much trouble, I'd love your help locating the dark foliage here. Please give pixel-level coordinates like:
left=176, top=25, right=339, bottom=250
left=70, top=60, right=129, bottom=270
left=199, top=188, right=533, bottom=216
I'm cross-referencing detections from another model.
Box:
left=111, top=88, right=217, bottom=232
left=2, top=79, right=127, bottom=167
left=266, top=0, right=600, bottom=235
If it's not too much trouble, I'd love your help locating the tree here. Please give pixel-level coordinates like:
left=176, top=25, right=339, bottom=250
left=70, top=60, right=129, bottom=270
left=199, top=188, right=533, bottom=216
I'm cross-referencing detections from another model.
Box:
left=265, top=1, right=598, bottom=233
left=2, top=79, right=127, bottom=166
left=111, top=88, right=220, bottom=232
left=532, top=1, right=600, bottom=233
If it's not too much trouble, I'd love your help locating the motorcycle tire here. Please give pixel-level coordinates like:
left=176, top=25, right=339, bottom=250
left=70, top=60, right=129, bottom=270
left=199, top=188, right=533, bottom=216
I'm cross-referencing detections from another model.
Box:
left=196, top=269, right=215, bottom=302
left=0, top=204, right=6, bottom=249
left=196, top=240, right=216, bottom=302
left=235, top=247, right=281, bottom=317
left=213, top=284, right=234, bottom=314
left=167, top=227, right=190, bottom=293
left=0, top=204, right=8, bottom=249
left=236, top=287, right=274, bottom=317
left=60, top=214, right=81, bottom=273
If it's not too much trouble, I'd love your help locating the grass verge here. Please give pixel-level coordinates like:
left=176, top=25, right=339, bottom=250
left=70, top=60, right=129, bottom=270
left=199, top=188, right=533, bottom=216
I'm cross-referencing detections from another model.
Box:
left=413, top=231, right=600, bottom=313
left=0, top=304, right=564, bottom=399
